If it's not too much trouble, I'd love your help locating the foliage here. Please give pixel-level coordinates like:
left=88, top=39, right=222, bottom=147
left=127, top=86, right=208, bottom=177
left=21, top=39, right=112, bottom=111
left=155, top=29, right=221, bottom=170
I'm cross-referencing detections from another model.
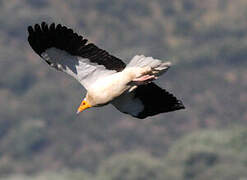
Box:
left=0, top=170, right=93, bottom=180
left=0, top=0, right=246, bottom=179
left=165, top=127, right=247, bottom=180
left=97, top=152, right=165, bottom=180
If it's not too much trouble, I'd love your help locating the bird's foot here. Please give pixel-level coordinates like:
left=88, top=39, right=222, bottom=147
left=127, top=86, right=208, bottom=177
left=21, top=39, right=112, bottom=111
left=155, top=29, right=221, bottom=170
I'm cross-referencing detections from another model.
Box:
left=132, top=75, right=157, bottom=85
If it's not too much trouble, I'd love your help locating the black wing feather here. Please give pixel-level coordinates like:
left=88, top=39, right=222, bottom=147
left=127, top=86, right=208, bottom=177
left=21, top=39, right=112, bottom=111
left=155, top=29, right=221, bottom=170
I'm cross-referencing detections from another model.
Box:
left=134, top=83, right=185, bottom=119
left=27, top=22, right=126, bottom=72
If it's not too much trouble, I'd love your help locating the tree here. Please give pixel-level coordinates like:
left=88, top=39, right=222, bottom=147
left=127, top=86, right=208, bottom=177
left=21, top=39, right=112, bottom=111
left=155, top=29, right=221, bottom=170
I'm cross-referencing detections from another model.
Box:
left=97, top=151, right=165, bottom=180
left=165, top=127, right=247, bottom=180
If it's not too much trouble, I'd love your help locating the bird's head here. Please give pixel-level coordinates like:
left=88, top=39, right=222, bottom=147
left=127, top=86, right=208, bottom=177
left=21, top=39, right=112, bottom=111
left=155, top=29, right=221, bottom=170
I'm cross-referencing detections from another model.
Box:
left=77, top=95, right=92, bottom=114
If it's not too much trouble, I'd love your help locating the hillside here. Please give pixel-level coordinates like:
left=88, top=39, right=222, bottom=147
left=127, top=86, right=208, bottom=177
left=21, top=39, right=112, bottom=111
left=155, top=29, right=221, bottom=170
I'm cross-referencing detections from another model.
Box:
left=0, top=0, right=246, bottom=179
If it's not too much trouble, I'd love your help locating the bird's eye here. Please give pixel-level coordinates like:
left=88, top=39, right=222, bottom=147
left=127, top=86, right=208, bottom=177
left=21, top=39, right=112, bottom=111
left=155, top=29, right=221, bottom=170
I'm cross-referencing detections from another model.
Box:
left=83, top=102, right=86, bottom=105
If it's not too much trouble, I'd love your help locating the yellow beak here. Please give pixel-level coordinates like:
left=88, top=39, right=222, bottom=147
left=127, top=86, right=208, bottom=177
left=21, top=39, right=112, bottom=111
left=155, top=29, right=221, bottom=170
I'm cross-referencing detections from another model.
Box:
left=77, top=100, right=91, bottom=114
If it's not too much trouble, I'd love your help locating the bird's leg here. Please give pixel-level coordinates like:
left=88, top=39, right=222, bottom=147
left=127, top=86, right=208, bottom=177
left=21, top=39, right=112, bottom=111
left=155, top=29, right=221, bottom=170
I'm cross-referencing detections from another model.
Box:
left=130, top=66, right=157, bottom=85
left=133, top=74, right=155, bottom=81
left=132, top=75, right=157, bottom=85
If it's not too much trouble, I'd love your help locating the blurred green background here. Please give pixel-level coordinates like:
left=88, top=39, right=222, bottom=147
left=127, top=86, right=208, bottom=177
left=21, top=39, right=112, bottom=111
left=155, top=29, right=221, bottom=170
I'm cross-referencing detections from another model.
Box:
left=0, top=0, right=246, bottom=179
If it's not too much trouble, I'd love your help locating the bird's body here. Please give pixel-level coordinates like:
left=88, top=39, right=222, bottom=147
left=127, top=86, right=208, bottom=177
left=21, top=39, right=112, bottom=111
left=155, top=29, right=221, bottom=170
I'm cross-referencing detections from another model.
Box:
left=87, top=70, right=131, bottom=106
left=87, top=65, right=162, bottom=106
left=27, top=22, right=184, bottom=119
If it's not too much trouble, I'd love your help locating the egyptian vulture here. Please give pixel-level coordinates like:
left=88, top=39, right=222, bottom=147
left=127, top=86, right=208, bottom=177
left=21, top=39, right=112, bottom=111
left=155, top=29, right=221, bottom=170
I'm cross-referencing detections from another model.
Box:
left=27, top=22, right=184, bottom=119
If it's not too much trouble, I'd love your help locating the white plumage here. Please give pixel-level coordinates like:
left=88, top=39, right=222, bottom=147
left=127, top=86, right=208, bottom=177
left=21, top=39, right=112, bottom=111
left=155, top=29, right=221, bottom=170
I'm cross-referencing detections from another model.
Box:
left=41, top=48, right=116, bottom=90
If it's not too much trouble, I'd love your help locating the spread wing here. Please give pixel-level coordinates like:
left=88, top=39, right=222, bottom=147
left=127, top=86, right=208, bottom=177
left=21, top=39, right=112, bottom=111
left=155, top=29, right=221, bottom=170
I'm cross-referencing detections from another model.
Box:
left=27, top=22, right=126, bottom=90
left=112, top=83, right=185, bottom=119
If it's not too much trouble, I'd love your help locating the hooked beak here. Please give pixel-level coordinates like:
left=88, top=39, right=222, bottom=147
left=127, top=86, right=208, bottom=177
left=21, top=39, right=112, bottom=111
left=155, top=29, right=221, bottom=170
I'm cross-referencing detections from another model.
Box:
left=77, top=100, right=91, bottom=114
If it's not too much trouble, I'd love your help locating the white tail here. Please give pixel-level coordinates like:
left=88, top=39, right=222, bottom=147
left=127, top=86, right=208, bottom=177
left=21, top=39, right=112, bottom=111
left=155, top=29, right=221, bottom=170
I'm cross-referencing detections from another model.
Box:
left=127, top=55, right=171, bottom=76
left=125, top=55, right=171, bottom=91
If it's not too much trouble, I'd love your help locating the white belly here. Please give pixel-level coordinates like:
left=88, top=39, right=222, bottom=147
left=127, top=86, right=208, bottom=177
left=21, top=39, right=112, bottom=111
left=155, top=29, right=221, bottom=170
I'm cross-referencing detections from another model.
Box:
left=87, top=67, right=148, bottom=105
left=88, top=71, right=132, bottom=105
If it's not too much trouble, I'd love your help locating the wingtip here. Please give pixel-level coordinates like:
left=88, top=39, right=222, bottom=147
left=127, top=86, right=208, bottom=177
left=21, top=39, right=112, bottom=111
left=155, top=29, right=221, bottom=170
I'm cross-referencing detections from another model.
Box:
left=180, top=104, right=186, bottom=110
left=177, top=101, right=185, bottom=110
left=41, top=21, right=46, bottom=27
left=49, top=23, right=56, bottom=30
left=27, top=26, right=34, bottom=34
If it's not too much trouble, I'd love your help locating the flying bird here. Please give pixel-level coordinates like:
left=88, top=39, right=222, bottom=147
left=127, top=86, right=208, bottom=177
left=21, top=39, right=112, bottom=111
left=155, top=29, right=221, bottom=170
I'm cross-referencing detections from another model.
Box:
left=27, top=22, right=184, bottom=119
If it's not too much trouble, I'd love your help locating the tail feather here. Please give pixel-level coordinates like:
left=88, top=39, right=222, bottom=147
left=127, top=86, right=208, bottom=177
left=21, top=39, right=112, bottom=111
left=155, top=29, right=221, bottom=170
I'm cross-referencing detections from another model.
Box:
left=127, top=55, right=171, bottom=73
left=127, top=55, right=171, bottom=82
